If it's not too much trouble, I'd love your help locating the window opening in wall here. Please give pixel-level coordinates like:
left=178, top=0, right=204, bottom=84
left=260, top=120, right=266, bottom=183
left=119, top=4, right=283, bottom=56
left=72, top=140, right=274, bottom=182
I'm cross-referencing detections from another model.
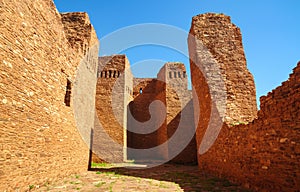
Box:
left=174, top=71, right=177, bottom=78
left=104, top=71, right=107, bottom=78
left=139, top=88, right=143, bottom=94
left=100, top=71, right=103, bottom=78
left=183, top=71, right=186, bottom=78
left=113, top=71, right=116, bottom=78
left=169, top=72, right=172, bottom=78
left=109, top=70, right=112, bottom=78
left=64, top=79, right=72, bottom=107
left=178, top=71, right=181, bottom=78
left=118, top=71, right=120, bottom=77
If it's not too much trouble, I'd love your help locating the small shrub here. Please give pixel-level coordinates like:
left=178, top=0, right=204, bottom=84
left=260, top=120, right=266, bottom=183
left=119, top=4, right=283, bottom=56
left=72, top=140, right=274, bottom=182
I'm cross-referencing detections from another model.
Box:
left=29, top=185, right=35, bottom=190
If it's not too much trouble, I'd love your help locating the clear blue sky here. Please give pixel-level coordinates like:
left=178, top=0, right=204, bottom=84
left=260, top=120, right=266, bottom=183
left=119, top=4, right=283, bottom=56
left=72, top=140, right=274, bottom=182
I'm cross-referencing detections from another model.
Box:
left=54, top=0, right=300, bottom=105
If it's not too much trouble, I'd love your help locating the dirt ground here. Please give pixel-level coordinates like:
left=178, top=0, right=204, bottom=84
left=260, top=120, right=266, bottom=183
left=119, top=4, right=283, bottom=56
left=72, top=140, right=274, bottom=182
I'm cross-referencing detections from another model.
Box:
left=35, top=163, right=251, bottom=192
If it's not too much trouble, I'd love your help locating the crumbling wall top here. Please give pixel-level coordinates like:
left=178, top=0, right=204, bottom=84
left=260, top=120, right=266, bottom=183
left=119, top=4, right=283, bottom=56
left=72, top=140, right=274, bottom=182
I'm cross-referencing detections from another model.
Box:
left=192, top=13, right=231, bottom=25
left=61, top=12, right=98, bottom=52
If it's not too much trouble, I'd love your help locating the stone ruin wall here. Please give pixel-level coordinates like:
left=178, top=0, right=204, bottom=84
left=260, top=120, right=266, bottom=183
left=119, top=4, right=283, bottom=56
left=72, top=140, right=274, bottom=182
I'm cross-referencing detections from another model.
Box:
left=196, top=62, right=300, bottom=191
left=127, top=78, right=167, bottom=160
left=189, top=13, right=258, bottom=127
left=189, top=13, right=300, bottom=191
left=127, top=63, right=197, bottom=163
left=163, top=63, right=197, bottom=164
left=0, top=0, right=99, bottom=190
left=93, top=55, right=133, bottom=162
left=1, top=1, right=298, bottom=190
left=61, top=12, right=99, bottom=155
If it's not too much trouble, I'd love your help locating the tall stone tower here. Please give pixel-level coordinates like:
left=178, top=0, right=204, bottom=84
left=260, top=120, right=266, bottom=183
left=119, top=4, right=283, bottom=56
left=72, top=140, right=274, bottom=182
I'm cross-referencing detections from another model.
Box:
left=160, top=63, right=197, bottom=164
left=188, top=13, right=258, bottom=154
left=93, top=55, right=133, bottom=162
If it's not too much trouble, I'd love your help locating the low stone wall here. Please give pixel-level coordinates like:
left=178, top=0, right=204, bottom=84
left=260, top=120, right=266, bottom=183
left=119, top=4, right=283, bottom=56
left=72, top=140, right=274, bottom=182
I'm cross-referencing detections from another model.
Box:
left=198, top=62, right=300, bottom=191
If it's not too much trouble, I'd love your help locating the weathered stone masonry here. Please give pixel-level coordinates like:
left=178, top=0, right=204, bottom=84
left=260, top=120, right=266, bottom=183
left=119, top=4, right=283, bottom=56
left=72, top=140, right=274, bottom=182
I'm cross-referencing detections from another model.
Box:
left=127, top=62, right=197, bottom=163
left=163, top=63, right=197, bottom=164
left=92, top=55, right=133, bottom=163
left=93, top=57, right=197, bottom=164
left=1, top=1, right=299, bottom=191
left=189, top=13, right=299, bottom=191
left=0, top=0, right=99, bottom=190
left=194, top=62, right=300, bottom=192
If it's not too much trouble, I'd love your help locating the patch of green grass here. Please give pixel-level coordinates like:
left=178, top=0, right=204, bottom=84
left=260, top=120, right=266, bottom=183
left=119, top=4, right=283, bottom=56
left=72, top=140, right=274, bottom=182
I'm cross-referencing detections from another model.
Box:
left=75, top=175, right=80, bottom=179
left=125, top=159, right=135, bottom=164
left=159, top=181, right=168, bottom=188
left=109, top=182, right=116, bottom=192
left=91, top=162, right=111, bottom=168
left=95, top=181, right=106, bottom=187
left=105, top=171, right=118, bottom=176
left=70, top=181, right=81, bottom=185
left=29, top=185, right=35, bottom=190
left=96, top=171, right=102, bottom=174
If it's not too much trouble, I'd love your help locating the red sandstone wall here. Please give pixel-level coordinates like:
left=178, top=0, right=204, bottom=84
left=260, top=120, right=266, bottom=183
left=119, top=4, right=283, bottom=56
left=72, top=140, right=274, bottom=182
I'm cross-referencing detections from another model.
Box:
left=189, top=13, right=257, bottom=126
left=154, top=79, right=169, bottom=160
left=127, top=78, right=167, bottom=160
left=197, top=62, right=300, bottom=191
left=0, top=0, right=99, bottom=190
left=127, top=63, right=197, bottom=164
left=163, top=63, right=197, bottom=164
left=189, top=12, right=300, bottom=191
left=93, top=55, right=132, bottom=162
left=61, top=12, right=99, bottom=155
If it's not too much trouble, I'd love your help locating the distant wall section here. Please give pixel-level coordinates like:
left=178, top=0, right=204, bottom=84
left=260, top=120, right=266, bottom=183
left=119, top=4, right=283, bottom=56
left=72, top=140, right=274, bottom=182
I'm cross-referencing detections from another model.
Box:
left=127, top=63, right=197, bottom=164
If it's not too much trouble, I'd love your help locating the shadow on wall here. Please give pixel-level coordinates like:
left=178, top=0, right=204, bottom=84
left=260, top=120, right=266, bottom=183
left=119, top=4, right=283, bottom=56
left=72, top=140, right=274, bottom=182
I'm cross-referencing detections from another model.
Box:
left=127, top=80, right=197, bottom=164
left=167, top=99, right=197, bottom=165
left=127, top=80, right=166, bottom=160
left=88, top=129, right=94, bottom=169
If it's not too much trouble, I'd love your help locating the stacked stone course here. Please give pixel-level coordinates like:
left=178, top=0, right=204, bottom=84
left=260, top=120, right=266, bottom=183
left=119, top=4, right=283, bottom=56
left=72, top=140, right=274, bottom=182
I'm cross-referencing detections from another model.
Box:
left=93, top=59, right=197, bottom=163
left=0, top=0, right=99, bottom=190
left=195, top=62, right=300, bottom=191
left=126, top=62, right=197, bottom=163
left=92, top=55, right=133, bottom=162
left=1, top=1, right=299, bottom=190
left=188, top=13, right=300, bottom=191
